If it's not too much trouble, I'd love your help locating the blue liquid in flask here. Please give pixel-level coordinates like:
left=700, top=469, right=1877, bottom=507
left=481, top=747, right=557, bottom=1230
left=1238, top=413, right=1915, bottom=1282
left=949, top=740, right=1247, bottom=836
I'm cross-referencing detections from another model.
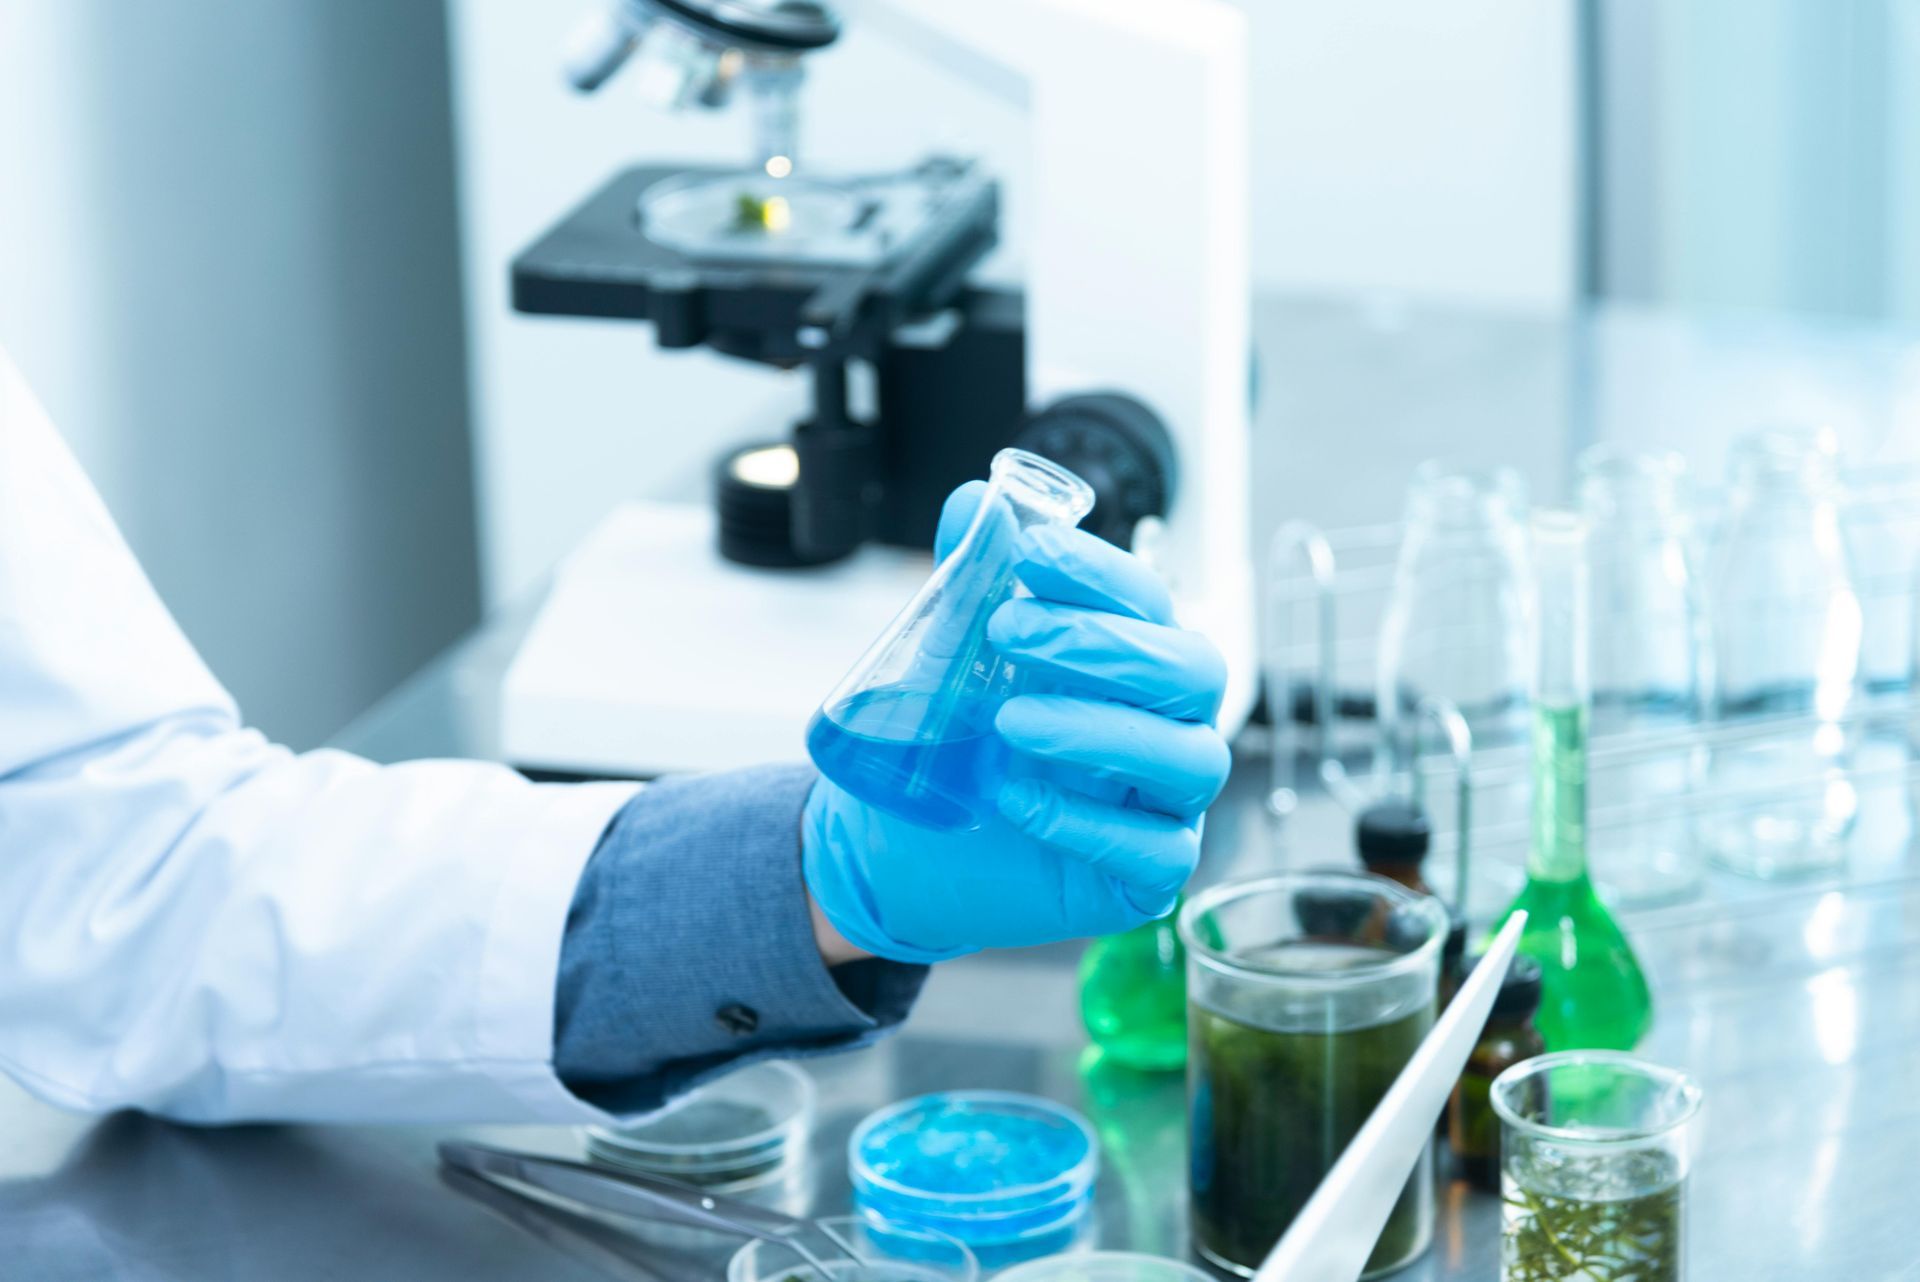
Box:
left=806, top=685, right=1010, bottom=832
left=806, top=448, right=1095, bottom=832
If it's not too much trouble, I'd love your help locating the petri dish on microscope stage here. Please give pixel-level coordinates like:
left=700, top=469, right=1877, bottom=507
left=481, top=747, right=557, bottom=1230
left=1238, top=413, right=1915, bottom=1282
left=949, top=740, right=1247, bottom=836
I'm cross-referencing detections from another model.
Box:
left=849, top=1090, right=1100, bottom=1268
left=584, top=1059, right=815, bottom=1191
left=637, top=161, right=985, bottom=268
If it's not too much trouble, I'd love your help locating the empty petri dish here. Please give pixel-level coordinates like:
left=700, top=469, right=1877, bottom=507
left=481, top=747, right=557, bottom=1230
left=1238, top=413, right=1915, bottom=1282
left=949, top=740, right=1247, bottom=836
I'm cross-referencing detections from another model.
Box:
left=729, top=1216, right=978, bottom=1282
left=993, top=1252, right=1213, bottom=1282
left=585, top=1060, right=814, bottom=1190
left=850, top=1091, right=1099, bottom=1267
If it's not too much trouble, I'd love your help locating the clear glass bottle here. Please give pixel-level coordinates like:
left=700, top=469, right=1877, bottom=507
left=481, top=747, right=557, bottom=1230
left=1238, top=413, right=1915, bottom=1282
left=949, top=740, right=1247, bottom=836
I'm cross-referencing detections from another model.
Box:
left=1578, top=447, right=1705, bottom=908
left=1494, top=512, right=1653, bottom=1053
left=1377, top=464, right=1532, bottom=781
left=1700, top=427, right=1862, bottom=879
left=806, top=449, right=1094, bottom=831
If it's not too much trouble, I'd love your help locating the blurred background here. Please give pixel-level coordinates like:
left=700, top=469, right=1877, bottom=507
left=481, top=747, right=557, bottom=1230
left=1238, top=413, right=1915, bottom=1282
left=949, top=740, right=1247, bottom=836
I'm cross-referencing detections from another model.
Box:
left=1, top=0, right=1916, bottom=747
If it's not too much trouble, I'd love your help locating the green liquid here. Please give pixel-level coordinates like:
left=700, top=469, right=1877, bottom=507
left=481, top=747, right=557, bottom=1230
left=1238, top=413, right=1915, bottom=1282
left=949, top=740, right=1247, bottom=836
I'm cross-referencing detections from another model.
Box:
left=1188, top=944, right=1432, bottom=1277
left=1079, top=912, right=1187, bottom=1072
left=1496, top=702, right=1653, bottom=1051
left=1501, top=1152, right=1684, bottom=1282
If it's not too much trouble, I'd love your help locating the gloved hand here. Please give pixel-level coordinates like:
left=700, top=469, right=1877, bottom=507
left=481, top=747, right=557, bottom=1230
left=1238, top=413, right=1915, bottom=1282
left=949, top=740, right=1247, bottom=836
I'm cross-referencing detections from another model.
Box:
left=802, top=481, right=1232, bottom=964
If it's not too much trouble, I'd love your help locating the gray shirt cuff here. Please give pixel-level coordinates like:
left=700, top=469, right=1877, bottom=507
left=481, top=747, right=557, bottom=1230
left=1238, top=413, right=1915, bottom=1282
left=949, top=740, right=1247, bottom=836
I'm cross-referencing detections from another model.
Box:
left=553, top=763, right=927, bottom=1115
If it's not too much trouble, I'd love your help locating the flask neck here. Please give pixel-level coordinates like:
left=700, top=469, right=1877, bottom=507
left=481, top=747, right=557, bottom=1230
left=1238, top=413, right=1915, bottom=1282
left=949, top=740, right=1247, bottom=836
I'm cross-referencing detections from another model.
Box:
left=1579, top=450, right=1688, bottom=532
left=1727, top=428, right=1844, bottom=506
left=1404, top=466, right=1526, bottom=543
left=980, top=448, right=1095, bottom=532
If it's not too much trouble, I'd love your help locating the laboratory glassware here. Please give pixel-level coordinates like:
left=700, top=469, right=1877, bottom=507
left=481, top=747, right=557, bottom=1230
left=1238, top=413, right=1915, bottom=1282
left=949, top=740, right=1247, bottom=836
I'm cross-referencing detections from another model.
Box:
left=1492, top=1052, right=1701, bottom=1282
left=995, top=1252, right=1212, bottom=1282
left=1377, top=464, right=1532, bottom=779
left=807, top=449, right=1095, bottom=831
left=1249, top=913, right=1527, bottom=1282
left=1578, top=446, right=1705, bottom=908
left=1447, top=955, right=1545, bottom=1190
left=1079, top=902, right=1187, bottom=1072
left=730, top=1217, right=980, bottom=1282
left=584, top=1059, right=813, bottom=1194
left=1494, top=512, right=1653, bottom=1052
left=1180, top=871, right=1448, bottom=1279
left=849, top=1090, right=1099, bottom=1268
left=1701, top=427, right=1862, bottom=879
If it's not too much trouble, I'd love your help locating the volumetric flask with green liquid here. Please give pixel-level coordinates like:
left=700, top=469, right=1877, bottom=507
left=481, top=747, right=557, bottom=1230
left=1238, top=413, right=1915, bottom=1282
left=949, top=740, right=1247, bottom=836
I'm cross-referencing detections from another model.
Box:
left=1495, top=512, right=1652, bottom=1052
left=807, top=449, right=1094, bottom=831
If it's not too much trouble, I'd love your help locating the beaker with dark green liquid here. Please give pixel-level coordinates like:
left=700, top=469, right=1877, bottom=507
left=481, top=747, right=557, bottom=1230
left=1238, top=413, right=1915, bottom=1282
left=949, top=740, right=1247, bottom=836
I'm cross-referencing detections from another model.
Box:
left=1180, top=873, right=1447, bottom=1279
left=1494, top=512, right=1653, bottom=1051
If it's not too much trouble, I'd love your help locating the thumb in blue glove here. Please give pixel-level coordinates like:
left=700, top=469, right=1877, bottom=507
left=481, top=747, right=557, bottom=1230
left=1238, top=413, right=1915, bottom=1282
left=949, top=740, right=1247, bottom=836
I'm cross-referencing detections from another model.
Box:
left=802, top=480, right=1231, bottom=964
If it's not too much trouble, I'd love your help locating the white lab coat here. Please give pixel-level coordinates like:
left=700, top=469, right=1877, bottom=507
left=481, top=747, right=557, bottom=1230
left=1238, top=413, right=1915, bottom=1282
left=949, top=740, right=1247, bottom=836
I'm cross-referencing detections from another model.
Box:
left=0, top=345, right=639, bottom=1124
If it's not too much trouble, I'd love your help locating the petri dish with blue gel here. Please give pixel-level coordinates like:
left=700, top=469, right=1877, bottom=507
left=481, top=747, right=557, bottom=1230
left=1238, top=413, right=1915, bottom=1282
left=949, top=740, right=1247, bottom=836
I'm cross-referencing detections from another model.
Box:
left=850, top=1091, right=1100, bottom=1267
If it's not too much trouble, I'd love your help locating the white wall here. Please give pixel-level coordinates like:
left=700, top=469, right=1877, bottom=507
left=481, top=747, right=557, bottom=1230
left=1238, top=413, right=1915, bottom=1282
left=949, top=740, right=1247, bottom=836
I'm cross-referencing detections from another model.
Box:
left=448, top=0, right=1577, bottom=606
left=0, top=0, right=480, bottom=746
left=1244, top=0, right=1578, bottom=308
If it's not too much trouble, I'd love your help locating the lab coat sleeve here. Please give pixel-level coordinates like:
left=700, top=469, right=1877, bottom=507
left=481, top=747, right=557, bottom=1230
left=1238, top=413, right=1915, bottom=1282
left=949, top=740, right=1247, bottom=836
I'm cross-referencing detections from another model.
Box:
left=555, top=764, right=928, bottom=1116
left=0, top=345, right=638, bottom=1124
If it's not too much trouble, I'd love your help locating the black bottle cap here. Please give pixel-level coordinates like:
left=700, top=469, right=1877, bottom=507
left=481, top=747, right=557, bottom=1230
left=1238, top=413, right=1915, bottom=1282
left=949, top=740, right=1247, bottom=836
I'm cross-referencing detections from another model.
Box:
left=1295, top=889, right=1376, bottom=940
left=1355, top=799, right=1432, bottom=868
left=1441, top=911, right=1469, bottom=974
left=1487, top=955, right=1544, bottom=1020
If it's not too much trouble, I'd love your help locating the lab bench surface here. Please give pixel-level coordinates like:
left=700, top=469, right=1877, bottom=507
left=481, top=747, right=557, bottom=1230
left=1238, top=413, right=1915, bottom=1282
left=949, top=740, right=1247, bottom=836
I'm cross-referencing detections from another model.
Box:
left=7, top=293, right=1920, bottom=1280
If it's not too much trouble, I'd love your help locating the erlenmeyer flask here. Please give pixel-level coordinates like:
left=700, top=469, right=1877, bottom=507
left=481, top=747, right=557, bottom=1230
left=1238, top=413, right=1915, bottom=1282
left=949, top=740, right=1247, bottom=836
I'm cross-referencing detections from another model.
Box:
left=806, top=448, right=1095, bottom=831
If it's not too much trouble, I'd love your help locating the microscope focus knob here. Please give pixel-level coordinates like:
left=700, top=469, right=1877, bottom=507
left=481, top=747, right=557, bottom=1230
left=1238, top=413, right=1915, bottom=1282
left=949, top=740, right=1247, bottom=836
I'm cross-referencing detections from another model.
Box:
left=1015, top=392, right=1176, bottom=550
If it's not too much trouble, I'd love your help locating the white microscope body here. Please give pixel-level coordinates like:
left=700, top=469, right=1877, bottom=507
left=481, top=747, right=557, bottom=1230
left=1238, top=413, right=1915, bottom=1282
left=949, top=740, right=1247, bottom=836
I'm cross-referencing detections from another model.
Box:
left=501, top=0, right=1252, bottom=775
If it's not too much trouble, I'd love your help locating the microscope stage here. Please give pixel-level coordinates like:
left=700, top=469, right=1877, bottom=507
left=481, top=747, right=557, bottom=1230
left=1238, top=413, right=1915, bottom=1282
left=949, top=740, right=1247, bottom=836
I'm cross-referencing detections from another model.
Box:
left=512, top=160, right=998, bottom=363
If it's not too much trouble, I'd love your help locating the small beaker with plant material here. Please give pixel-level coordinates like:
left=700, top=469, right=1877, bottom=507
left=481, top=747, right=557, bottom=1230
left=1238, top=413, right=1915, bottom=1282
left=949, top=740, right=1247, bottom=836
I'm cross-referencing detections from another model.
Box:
left=807, top=449, right=1094, bottom=831
left=1493, top=1051, right=1701, bottom=1282
left=1180, top=872, right=1447, bottom=1279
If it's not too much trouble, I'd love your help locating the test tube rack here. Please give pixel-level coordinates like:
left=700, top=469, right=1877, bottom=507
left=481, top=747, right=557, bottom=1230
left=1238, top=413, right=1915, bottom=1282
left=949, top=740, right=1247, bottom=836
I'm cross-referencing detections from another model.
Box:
left=1261, top=461, right=1920, bottom=927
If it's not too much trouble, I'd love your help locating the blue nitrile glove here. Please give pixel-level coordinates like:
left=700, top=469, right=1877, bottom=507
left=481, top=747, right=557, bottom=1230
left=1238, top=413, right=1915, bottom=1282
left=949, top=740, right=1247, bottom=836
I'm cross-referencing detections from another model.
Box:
left=802, top=480, right=1232, bottom=964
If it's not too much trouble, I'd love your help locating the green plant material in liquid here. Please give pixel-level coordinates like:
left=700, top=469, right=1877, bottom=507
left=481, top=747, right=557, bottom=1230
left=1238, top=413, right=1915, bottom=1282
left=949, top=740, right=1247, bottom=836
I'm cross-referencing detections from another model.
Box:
left=1501, top=1151, right=1683, bottom=1282
left=1496, top=702, right=1653, bottom=1051
left=1080, top=910, right=1187, bottom=1072
left=1188, top=944, right=1432, bottom=1277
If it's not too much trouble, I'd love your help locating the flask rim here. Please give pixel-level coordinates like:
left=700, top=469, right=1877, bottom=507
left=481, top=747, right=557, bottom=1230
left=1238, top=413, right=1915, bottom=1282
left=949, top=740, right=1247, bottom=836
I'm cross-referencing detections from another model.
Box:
left=989, top=448, right=1095, bottom=523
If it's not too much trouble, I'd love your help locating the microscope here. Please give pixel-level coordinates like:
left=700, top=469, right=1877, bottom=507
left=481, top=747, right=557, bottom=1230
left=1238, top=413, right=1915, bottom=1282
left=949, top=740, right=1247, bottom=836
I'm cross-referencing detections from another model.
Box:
left=502, top=0, right=1253, bottom=776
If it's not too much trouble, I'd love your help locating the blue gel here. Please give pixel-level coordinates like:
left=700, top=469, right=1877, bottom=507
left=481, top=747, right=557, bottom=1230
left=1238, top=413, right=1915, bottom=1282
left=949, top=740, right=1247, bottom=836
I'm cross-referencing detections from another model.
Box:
left=850, top=1092, right=1099, bottom=1267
